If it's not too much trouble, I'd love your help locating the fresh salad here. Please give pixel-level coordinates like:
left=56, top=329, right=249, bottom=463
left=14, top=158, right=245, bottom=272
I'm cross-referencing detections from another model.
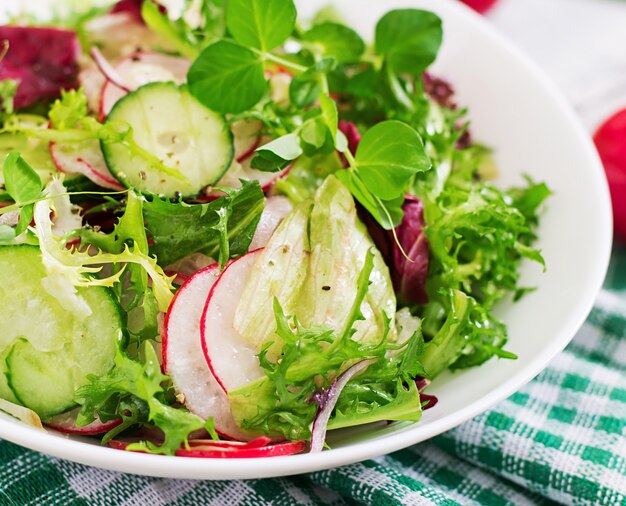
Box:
left=0, top=0, right=550, bottom=458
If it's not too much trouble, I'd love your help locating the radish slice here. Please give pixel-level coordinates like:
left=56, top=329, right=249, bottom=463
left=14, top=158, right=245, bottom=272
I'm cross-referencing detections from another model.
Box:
left=46, top=408, right=121, bottom=435
left=90, top=47, right=132, bottom=92
left=176, top=440, right=306, bottom=458
left=99, top=52, right=191, bottom=119
left=232, top=120, right=262, bottom=163
left=249, top=196, right=293, bottom=250
left=201, top=250, right=265, bottom=393
left=109, top=437, right=305, bottom=458
left=49, top=138, right=125, bottom=191
left=163, top=263, right=255, bottom=441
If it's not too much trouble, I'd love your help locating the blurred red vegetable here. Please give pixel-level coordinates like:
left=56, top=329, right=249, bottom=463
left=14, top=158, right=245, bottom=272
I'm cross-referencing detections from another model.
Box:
left=593, top=107, right=626, bottom=241
left=0, top=26, right=80, bottom=109
left=460, top=0, right=499, bottom=14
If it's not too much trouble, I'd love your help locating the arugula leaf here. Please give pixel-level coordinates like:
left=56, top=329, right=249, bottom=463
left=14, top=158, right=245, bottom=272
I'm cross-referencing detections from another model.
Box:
left=143, top=180, right=264, bottom=266
left=187, top=40, right=267, bottom=113
left=375, top=9, right=443, bottom=75
left=226, top=0, right=297, bottom=52
left=355, top=120, right=431, bottom=200
left=302, top=22, right=365, bottom=64
left=2, top=151, right=43, bottom=235
left=75, top=343, right=204, bottom=456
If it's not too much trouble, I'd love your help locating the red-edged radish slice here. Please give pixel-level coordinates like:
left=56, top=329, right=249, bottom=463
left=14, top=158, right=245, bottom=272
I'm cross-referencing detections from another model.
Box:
left=163, top=263, right=254, bottom=441
left=90, top=46, right=132, bottom=92
left=109, top=437, right=305, bottom=458
left=49, top=139, right=125, bottom=191
left=232, top=120, right=262, bottom=163
left=99, top=52, right=190, bottom=119
left=46, top=408, right=121, bottom=435
left=201, top=250, right=265, bottom=393
left=188, top=437, right=272, bottom=449
left=249, top=196, right=293, bottom=250
left=176, top=440, right=306, bottom=458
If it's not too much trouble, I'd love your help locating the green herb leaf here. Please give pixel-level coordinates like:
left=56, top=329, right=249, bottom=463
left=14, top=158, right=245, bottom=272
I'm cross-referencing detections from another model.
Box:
left=3, top=151, right=43, bottom=204
left=75, top=343, right=204, bottom=456
left=211, top=206, right=230, bottom=269
left=289, top=57, right=336, bottom=107
left=302, top=22, right=365, bottom=63
left=141, top=0, right=200, bottom=59
left=319, top=94, right=338, bottom=148
left=143, top=180, right=265, bottom=266
left=226, top=0, right=297, bottom=51
left=355, top=120, right=431, bottom=200
left=252, top=133, right=303, bottom=172
left=375, top=9, right=443, bottom=75
left=335, top=169, right=404, bottom=229
left=0, top=79, right=18, bottom=122
left=187, top=40, right=267, bottom=114
left=0, top=224, right=15, bottom=244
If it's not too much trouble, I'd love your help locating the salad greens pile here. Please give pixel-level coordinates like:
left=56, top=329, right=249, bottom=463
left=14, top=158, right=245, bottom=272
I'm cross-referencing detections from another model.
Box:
left=0, top=0, right=549, bottom=457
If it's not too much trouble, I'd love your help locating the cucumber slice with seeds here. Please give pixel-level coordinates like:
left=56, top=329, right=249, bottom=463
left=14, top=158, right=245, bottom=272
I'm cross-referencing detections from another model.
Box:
left=102, top=82, right=233, bottom=197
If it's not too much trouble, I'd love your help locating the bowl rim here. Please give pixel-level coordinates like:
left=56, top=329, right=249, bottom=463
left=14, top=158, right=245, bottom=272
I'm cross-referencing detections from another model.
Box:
left=0, top=0, right=612, bottom=480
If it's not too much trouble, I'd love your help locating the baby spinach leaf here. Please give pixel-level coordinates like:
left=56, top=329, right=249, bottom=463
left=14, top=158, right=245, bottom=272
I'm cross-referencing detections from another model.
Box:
left=375, top=9, right=443, bottom=75
left=226, top=0, right=296, bottom=52
left=187, top=40, right=267, bottom=113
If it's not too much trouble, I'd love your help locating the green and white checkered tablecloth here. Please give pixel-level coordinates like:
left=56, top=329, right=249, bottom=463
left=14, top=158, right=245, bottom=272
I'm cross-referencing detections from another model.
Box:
left=1, top=244, right=625, bottom=505
left=2, top=0, right=626, bottom=502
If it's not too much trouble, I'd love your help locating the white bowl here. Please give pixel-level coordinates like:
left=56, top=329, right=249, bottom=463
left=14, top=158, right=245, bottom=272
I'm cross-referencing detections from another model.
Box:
left=0, top=0, right=612, bottom=479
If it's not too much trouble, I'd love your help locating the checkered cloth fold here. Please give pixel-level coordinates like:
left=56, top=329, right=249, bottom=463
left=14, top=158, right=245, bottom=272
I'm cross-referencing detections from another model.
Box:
left=1, top=277, right=625, bottom=505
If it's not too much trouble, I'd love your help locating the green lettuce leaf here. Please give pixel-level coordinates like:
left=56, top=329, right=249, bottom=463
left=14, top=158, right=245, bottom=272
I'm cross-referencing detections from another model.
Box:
left=142, top=180, right=265, bottom=267
left=233, top=175, right=396, bottom=352
left=75, top=343, right=204, bottom=455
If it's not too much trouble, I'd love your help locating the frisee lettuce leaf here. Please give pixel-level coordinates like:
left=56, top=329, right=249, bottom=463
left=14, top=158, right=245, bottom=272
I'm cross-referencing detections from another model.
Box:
left=229, top=252, right=424, bottom=440
left=75, top=342, right=204, bottom=456
left=33, top=179, right=174, bottom=317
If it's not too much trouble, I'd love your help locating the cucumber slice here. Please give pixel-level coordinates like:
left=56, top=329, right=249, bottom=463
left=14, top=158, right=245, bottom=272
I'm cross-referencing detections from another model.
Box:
left=0, top=348, right=18, bottom=405
left=102, top=82, right=233, bottom=197
left=0, top=245, right=124, bottom=418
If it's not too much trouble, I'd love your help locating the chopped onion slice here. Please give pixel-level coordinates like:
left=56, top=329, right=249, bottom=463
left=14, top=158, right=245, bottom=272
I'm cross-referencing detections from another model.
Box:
left=0, top=399, right=45, bottom=431
left=308, top=359, right=375, bottom=453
